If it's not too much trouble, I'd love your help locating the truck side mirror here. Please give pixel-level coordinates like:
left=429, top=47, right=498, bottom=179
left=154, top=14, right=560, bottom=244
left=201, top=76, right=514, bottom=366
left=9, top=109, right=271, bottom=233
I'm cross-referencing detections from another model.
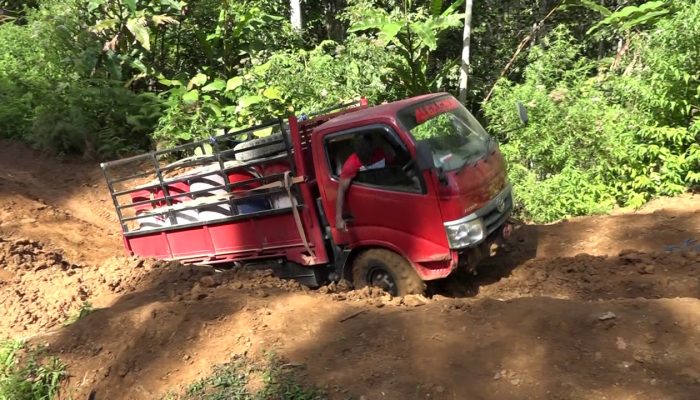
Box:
left=415, top=141, right=434, bottom=171
left=516, top=101, right=529, bottom=125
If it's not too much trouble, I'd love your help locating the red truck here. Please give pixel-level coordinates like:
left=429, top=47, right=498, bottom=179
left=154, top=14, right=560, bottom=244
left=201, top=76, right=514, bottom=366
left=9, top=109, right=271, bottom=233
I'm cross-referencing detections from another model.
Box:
left=101, top=93, right=523, bottom=295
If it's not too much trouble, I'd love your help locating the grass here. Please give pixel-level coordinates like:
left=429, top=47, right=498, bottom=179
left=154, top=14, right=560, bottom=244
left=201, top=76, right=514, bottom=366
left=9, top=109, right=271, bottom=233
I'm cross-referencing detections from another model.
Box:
left=64, top=301, right=94, bottom=326
left=0, top=340, right=65, bottom=400
left=164, top=353, right=324, bottom=400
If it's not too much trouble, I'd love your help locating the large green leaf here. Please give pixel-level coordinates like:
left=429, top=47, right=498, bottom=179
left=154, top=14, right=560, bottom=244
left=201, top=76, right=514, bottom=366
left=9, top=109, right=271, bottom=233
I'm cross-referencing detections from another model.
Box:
left=238, top=95, right=264, bottom=108
left=348, top=15, right=392, bottom=33
left=620, top=9, right=670, bottom=30
left=201, top=79, right=226, bottom=92
left=87, top=0, right=106, bottom=12
left=152, top=15, right=179, bottom=26
left=157, top=76, right=183, bottom=87
left=262, top=87, right=282, bottom=100
left=378, top=22, right=403, bottom=44
left=182, top=90, right=200, bottom=104
left=126, top=17, right=150, bottom=50
left=587, top=1, right=668, bottom=33
left=226, top=77, right=244, bottom=91
left=124, top=0, right=137, bottom=13
left=430, top=0, right=443, bottom=17
left=411, top=22, right=438, bottom=50
left=91, top=18, right=118, bottom=33
left=187, top=73, right=208, bottom=90
left=441, top=0, right=465, bottom=17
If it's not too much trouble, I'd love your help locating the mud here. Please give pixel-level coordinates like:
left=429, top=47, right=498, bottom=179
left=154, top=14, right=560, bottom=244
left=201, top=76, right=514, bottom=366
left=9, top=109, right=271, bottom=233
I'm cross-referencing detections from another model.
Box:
left=0, top=139, right=699, bottom=400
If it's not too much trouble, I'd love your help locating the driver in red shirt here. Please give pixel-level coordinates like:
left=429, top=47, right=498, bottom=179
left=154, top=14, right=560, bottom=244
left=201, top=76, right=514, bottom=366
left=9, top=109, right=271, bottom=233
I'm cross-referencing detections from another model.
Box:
left=335, top=135, right=391, bottom=231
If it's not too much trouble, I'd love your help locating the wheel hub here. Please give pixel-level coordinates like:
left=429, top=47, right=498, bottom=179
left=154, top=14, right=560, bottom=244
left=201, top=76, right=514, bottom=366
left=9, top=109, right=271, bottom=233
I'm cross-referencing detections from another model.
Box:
left=368, top=268, right=398, bottom=296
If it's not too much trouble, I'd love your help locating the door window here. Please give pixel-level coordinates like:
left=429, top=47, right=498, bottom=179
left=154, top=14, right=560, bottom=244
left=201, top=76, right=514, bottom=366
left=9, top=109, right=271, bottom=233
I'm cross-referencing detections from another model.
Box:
left=325, top=125, right=422, bottom=193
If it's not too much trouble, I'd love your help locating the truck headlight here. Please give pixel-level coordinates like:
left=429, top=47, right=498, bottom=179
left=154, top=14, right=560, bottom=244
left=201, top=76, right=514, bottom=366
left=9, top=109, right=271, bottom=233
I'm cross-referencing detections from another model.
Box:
left=445, top=218, right=485, bottom=249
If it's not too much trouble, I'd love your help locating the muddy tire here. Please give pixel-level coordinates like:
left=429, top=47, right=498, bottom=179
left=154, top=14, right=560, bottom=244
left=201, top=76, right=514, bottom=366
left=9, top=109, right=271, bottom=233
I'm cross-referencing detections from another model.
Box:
left=233, top=133, right=287, bottom=162
left=352, top=249, right=426, bottom=296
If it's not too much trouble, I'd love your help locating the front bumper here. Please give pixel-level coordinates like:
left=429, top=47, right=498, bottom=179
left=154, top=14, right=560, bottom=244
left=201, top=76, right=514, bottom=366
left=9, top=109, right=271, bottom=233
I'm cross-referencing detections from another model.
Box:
left=456, top=220, right=513, bottom=271
left=443, top=183, right=514, bottom=250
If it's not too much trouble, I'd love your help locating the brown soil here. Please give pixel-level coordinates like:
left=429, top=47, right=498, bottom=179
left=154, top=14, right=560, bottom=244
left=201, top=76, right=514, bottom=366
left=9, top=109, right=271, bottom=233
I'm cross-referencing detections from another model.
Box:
left=1, top=139, right=699, bottom=400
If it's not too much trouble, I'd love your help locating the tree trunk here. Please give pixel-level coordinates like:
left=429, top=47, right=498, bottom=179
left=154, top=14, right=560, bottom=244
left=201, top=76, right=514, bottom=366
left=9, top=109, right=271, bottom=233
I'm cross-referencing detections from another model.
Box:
left=290, top=0, right=303, bottom=31
left=458, top=0, right=474, bottom=103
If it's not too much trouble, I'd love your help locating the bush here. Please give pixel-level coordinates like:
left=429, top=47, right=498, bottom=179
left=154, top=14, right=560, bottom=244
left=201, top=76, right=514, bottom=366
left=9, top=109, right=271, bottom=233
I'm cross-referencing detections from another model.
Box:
left=152, top=35, right=398, bottom=149
left=485, top=19, right=700, bottom=223
left=0, top=0, right=162, bottom=159
left=0, top=340, right=65, bottom=400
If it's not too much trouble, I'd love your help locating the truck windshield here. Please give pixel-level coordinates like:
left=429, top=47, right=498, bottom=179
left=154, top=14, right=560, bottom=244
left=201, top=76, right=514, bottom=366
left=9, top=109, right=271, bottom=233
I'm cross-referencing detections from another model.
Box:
left=398, top=96, right=491, bottom=172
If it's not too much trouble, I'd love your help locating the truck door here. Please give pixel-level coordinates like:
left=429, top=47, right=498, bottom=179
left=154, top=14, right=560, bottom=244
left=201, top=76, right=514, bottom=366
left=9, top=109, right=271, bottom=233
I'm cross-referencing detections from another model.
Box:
left=317, top=124, right=449, bottom=258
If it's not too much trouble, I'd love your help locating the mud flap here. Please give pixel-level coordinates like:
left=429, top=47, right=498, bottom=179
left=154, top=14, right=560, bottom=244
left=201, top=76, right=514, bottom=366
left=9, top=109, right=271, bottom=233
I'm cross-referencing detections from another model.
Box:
left=273, top=262, right=329, bottom=288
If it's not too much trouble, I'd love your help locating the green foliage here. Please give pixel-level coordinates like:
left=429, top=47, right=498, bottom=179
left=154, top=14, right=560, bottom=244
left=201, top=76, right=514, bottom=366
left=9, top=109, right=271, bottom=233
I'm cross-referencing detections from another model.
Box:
left=508, top=165, right=616, bottom=222
left=1, top=0, right=697, bottom=221
left=0, top=340, right=65, bottom=400
left=485, top=17, right=700, bottom=223
left=169, top=354, right=323, bottom=400
left=153, top=35, right=396, bottom=148
left=346, top=0, right=464, bottom=96
left=587, top=1, right=674, bottom=35
left=64, top=301, right=94, bottom=325
left=0, top=0, right=162, bottom=158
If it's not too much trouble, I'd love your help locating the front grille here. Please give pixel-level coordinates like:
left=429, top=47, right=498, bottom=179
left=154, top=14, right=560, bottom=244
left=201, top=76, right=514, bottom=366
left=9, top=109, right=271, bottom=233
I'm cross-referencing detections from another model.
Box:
left=476, top=185, right=513, bottom=236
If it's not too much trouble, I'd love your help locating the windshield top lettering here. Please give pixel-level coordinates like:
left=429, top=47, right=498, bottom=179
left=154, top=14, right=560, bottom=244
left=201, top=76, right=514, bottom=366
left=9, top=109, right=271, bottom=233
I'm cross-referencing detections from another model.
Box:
left=415, top=97, right=460, bottom=124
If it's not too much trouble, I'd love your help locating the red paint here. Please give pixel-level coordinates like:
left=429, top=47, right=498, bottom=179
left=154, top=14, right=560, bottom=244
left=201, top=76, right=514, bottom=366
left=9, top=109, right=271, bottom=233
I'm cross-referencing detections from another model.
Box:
left=228, top=170, right=261, bottom=191
left=437, top=149, right=508, bottom=221
left=130, top=189, right=153, bottom=213
left=116, top=93, right=510, bottom=283
left=414, top=96, right=460, bottom=123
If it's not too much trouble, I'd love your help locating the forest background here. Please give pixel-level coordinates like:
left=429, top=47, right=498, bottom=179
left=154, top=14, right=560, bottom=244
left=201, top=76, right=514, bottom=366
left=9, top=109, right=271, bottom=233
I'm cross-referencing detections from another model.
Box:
left=0, top=0, right=698, bottom=222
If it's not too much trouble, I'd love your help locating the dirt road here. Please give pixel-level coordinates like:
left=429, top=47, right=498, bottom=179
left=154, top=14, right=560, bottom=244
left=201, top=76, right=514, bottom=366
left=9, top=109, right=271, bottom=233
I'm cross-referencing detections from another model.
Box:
left=0, top=140, right=698, bottom=399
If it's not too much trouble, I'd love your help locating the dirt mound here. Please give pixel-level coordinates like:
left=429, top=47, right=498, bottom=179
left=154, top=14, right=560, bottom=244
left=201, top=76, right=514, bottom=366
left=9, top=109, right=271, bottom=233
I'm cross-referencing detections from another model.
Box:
left=446, top=249, right=700, bottom=300
left=34, top=274, right=700, bottom=400
left=0, top=234, right=306, bottom=340
left=1, top=141, right=699, bottom=399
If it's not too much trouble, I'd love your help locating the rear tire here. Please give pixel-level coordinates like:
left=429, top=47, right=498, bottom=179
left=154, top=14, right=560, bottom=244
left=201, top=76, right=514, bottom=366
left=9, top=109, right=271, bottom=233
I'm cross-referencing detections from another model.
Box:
left=352, top=249, right=426, bottom=296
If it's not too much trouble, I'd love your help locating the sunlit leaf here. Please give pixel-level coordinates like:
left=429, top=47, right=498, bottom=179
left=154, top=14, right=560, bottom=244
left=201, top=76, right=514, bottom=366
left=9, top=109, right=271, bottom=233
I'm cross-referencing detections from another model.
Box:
left=226, top=77, right=243, bottom=91
left=262, top=87, right=282, bottom=100
left=126, top=17, right=150, bottom=50
left=182, top=90, right=200, bottom=104
left=91, top=18, right=118, bottom=33
left=378, top=22, right=403, bottom=44
left=157, top=75, right=183, bottom=87
left=238, top=95, right=263, bottom=108
left=187, top=73, right=208, bottom=90
left=201, top=79, right=226, bottom=92
left=152, top=15, right=179, bottom=26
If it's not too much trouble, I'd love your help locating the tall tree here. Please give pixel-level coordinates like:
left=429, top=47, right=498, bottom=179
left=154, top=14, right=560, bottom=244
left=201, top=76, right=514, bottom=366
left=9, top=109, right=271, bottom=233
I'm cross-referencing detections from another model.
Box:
left=458, top=0, right=473, bottom=103
left=290, top=0, right=303, bottom=30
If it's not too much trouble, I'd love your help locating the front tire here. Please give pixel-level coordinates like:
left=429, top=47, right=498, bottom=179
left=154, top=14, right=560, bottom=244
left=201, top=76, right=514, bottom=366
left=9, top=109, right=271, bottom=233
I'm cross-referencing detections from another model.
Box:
left=352, top=249, right=426, bottom=296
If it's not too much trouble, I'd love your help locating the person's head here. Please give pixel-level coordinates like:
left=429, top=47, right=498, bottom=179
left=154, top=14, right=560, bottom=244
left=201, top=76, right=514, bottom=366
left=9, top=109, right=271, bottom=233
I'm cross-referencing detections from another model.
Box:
left=355, top=135, right=374, bottom=165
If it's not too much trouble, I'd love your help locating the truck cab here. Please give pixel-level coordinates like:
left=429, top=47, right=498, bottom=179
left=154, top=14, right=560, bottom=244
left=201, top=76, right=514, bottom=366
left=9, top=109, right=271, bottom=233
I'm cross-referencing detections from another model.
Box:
left=101, top=93, right=515, bottom=296
left=312, top=93, right=513, bottom=294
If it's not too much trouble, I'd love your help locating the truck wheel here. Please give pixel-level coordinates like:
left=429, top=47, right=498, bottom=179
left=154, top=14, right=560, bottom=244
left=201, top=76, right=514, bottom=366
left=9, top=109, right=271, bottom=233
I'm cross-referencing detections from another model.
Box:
left=233, top=133, right=287, bottom=162
left=352, top=249, right=425, bottom=296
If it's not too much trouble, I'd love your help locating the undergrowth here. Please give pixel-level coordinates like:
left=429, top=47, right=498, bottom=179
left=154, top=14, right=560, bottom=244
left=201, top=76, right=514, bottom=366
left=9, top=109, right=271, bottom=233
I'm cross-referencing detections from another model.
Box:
left=164, top=353, right=324, bottom=400
left=0, top=340, right=65, bottom=400
left=63, top=301, right=94, bottom=326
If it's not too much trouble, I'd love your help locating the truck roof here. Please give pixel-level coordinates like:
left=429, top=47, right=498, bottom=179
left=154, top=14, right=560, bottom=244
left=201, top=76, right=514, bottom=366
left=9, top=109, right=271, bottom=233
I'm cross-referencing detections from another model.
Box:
left=317, top=92, right=447, bottom=132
